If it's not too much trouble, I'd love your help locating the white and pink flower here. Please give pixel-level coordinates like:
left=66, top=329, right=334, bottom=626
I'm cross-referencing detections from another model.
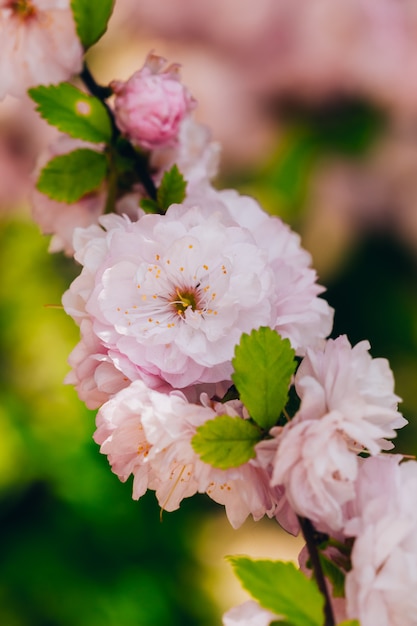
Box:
left=63, top=186, right=333, bottom=404
left=111, top=52, right=196, bottom=150
left=0, top=0, right=83, bottom=100
left=95, top=380, right=278, bottom=526
left=270, top=335, right=406, bottom=532
left=344, top=455, right=417, bottom=626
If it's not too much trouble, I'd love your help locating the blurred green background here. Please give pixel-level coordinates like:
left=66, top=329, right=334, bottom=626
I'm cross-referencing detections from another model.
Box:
left=2, top=2, right=417, bottom=624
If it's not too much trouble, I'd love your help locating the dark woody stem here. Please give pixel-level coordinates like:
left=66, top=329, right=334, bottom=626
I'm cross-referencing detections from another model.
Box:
left=297, top=516, right=335, bottom=626
left=79, top=62, right=157, bottom=202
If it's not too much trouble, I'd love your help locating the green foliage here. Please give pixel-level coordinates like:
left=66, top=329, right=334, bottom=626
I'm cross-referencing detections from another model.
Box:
left=140, top=198, right=161, bottom=214
left=70, top=0, right=115, bottom=49
left=36, top=149, right=108, bottom=203
left=192, top=415, right=262, bottom=470
left=232, top=327, right=296, bottom=430
left=337, top=621, right=360, bottom=626
left=28, top=83, right=112, bottom=144
left=158, top=165, right=187, bottom=210
left=227, top=556, right=324, bottom=626
left=140, top=165, right=187, bottom=214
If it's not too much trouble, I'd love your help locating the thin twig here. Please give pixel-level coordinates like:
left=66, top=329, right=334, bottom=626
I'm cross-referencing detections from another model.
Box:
left=297, top=516, right=335, bottom=626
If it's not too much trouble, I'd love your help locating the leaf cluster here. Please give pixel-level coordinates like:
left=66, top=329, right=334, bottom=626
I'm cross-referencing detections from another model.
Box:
left=192, top=327, right=296, bottom=469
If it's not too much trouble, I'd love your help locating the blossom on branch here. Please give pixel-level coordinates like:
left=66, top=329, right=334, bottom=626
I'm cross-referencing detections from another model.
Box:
left=63, top=185, right=333, bottom=403
left=111, top=52, right=196, bottom=150
left=95, top=380, right=278, bottom=526
left=270, top=335, right=406, bottom=532
left=0, top=0, right=83, bottom=100
left=345, top=455, right=417, bottom=626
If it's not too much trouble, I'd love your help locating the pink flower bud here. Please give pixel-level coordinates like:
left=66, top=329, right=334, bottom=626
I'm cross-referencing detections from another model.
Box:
left=111, top=52, right=196, bottom=150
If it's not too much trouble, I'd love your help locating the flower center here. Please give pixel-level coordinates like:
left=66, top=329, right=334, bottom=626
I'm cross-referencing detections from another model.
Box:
left=171, top=287, right=200, bottom=316
left=11, top=0, right=36, bottom=18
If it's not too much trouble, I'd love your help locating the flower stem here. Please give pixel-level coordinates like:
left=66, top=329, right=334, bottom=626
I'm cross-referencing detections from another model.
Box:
left=79, top=63, right=157, bottom=201
left=297, top=516, right=335, bottom=626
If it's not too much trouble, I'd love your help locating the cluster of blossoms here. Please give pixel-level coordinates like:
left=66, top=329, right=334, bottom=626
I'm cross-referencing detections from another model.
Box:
left=4, top=3, right=417, bottom=625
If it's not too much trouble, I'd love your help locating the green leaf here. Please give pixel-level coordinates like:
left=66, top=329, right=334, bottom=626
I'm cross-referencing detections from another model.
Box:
left=140, top=198, right=161, bottom=214
left=157, top=165, right=187, bottom=211
left=28, top=83, right=112, bottom=144
left=70, top=0, right=115, bottom=49
left=36, top=149, right=107, bottom=203
left=227, top=557, right=324, bottom=626
left=191, top=415, right=262, bottom=470
left=232, top=327, right=296, bottom=430
left=337, top=622, right=360, bottom=626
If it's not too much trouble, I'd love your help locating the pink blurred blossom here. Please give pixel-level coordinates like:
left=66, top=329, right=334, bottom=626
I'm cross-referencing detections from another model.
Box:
left=0, top=0, right=83, bottom=100
left=111, top=52, right=196, bottom=150
left=115, top=0, right=417, bottom=113
left=344, top=455, right=417, bottom=626
left=150, top=116, right=221, bottom=186
left=222, top=600, right=279, bottom=626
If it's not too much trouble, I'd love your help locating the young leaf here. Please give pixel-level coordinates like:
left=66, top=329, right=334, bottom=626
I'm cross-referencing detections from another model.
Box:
left=232, top=327, right=296, bottom=430
left=191, top=415, right=262, bottom=470
left=337, top=622, right=360, bottom=626
left=28, top=83, right=112, bottom=144
left=227, top=557, right=324, bottom=626
left=36, top=149, right=107, bottom=203
left=140, top=198, right=161, bottom=214
left=157, top=165, right=187, bottom=211
left=70, top=0, right=115, bottom=49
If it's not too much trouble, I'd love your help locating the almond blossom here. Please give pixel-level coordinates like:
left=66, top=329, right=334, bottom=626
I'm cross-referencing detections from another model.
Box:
left=94, top=380, right=277, bottom=526
left=111, top=52, right=196, bottom=150
left=150, top=116, right=221, bottom=187
left=344, top=455, right=417, bottom=626
left=0, top=0, right=83, bottom=100
left=270, top=335, right=406, bottom=532
left=62, top=185, right=333, bottom=404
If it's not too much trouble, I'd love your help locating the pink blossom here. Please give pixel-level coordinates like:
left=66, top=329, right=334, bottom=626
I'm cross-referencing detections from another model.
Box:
left=294, top=335, right=406, bottom=450
left=64, top=319, right=132, bottom=410
left=111, top=52, right=196, bottom=150
left=94, top=380, right=277, bottom=524
left=344, top=455, right=417, bottom=626
left=0, top=0, right=83, bottom=100
left=63, top=187, right=333, bottom=400
left=150, top=116, right=221, bottom=186
left=222, top=600, right=279, bottom=626
left=270, top=336, right=406, bottom=532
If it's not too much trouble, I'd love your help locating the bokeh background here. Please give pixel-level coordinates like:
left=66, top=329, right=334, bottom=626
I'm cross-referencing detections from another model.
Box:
left=2, top=1, right=417, bottom=624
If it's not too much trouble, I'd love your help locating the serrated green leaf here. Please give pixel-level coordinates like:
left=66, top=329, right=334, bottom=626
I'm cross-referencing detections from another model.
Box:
left=192, top=415, right=262, bottom=470
left=232, top=327, right=296, bottom=430
left=140, top=198, right=160, bottom=214
left=36, top=149, right=107, bottom=203
left=70, top=0, right=114, bottom=49
left=157, top=165, right=187, bottom=211
left=227, top=557, right=324, bottom=626
left=28, top=83, right=112, bottom=144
